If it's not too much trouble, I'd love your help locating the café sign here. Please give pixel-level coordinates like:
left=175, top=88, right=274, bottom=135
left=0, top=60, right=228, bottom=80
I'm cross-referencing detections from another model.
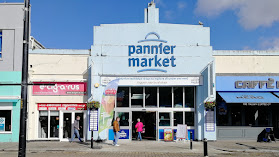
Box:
left=216, top=76, right=279, bottom=91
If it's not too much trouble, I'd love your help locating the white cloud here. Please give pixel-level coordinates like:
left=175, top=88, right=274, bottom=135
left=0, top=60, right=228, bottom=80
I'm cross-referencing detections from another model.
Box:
left=260, top=37, right=279, bottom=50
left=195, top=0, right=279, bottom=30
left=177, top=1, right=187, bottom=10
left=164, top=10, right=174, bottom=20
left=243, top=46, right=252, bottom=50
left=155, top=0, right=166, bottom=7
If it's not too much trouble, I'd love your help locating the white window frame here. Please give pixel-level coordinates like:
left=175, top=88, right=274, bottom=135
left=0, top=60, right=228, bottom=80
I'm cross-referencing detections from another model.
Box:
left=38, top=110, right=60, bottom=139
left=115, top=86, right=195, bottom=111
left=0, top=106, right=13, bottom=133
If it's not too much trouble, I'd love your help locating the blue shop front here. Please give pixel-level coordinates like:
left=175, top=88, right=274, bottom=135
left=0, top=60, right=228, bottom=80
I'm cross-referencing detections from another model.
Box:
left=216, top=76, right=279, bottom=140
left=88, top=2, right=216, bottom=141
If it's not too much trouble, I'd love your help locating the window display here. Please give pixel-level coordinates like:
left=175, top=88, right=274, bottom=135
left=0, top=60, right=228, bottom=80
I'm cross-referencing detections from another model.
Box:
left=0, top=110, right=11, bottom=132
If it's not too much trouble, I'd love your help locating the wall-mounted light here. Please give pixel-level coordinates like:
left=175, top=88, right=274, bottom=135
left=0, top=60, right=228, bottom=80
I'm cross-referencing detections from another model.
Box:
left=94, top=83, right=100, bottom=88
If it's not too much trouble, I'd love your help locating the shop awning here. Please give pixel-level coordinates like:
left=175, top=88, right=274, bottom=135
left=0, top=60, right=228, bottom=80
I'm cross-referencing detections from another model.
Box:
left=218, top=92, right=279, bottom=103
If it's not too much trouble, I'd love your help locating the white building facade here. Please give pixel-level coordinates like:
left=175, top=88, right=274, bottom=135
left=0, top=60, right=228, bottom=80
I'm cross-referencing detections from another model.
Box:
left=27, top=49, right=90, bottom=141
left=88, top=2, right=216, bottom=141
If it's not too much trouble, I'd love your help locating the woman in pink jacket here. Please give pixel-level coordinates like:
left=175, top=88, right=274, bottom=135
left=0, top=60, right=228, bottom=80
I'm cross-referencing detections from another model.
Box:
left=135, top=118, right=144, bottom=141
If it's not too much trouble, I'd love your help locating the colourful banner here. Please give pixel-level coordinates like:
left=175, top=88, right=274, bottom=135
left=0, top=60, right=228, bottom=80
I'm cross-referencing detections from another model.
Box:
left=98, top=79, right=119, bottom=134
left=33, top=82, right=87, bottom=96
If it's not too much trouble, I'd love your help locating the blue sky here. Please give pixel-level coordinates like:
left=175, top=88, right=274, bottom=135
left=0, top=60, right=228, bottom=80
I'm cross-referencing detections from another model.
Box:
left=2, top=0, right=279, bottom=50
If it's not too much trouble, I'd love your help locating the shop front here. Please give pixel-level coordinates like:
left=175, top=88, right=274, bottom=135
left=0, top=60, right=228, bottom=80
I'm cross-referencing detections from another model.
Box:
left=27, top=82, right=88, bottom=141
left=88, top=2, right=216, bottom=141
left=37, top=103, right=87, bottom=141
left=0, top=72, right=21, bottom=142
left=216, top=76, right=279, bottom=140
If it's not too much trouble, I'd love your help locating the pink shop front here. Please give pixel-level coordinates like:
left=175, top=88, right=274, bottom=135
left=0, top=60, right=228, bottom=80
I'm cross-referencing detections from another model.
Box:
left=31, top=82, right=88, bottom=141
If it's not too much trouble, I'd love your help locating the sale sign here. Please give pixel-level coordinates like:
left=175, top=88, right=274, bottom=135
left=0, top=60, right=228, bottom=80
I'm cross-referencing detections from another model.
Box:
left=33, top=82, right=87, bottom=96
left=38, top=103, right=87, bottom=111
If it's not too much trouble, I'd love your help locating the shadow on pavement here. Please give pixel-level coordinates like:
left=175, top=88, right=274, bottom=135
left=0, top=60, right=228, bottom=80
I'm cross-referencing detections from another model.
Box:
left=236, top=143, right=257, bottom=150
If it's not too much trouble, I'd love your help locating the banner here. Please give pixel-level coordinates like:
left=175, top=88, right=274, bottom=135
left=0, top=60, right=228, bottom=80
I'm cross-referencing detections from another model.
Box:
left=98, top=79, right=119, bottom=134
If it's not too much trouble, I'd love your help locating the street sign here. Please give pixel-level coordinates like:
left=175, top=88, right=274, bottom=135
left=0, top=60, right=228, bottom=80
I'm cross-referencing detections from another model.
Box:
left=89, top=110, right=98, bottom=131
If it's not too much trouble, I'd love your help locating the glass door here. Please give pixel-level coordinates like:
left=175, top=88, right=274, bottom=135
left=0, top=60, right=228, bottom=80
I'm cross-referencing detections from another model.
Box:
left=74, top=112, right=84, bottom=138
left=63, top=113, right=72, bottom=139
left=50, top=111, right=59, bottom=138
left=61, top=111, right=86, bottom=141
left=116, top=111, right=130, bottom=140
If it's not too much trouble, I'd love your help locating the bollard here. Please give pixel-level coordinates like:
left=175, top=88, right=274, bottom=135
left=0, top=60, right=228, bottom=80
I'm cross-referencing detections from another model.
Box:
left=190, top=132, right=193, bottom=150
left=91, top=130, right=93, bottom=149
left=204, top=138, right=208, bottom=157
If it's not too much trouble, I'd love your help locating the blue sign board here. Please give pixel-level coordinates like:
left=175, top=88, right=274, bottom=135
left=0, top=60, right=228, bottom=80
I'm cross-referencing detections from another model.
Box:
left=109, top=129, right=129, bottom=140
left=216, top=76, right=279, bottom=92
left=119, top=129, right=129, bottom=139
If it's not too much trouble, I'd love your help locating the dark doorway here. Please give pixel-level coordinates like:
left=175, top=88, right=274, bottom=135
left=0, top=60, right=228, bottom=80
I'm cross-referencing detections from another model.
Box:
left=132, top=111, right=156, bottom=140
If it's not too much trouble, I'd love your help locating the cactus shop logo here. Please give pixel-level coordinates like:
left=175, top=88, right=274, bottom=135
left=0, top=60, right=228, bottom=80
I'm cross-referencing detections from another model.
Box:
left=128, top=32, right=176, bottom=73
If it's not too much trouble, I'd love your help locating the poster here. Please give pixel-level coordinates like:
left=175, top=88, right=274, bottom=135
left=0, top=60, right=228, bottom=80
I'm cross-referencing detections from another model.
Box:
left=205, top=110, right=215, bottom=132
left=98, top=79, right=119, bottom=135
left=164, top=128, right=174, bottom=141
left=0, top=117, right=5, bottom=132
left=89, top=110, right=98, bottom=131
left=176, top=124, right=188, bottom=139
left=119, top=130, right=129, bottom=139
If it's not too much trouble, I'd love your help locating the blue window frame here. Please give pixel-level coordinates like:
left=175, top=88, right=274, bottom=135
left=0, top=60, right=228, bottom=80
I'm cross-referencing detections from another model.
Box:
left=0, top=32, right=2, bottom=58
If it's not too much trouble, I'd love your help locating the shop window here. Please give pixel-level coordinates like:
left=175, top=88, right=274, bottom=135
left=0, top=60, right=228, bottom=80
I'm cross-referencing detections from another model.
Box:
left=159, top=112, right=171, bottom=126
left=145, top=87, right=157, bottom=107
left=231, top=105, right=242, bottom=126
left=216, top=102, right=229, bottom=126
left=185, top=112, right=194, bottom=126
left=185, top=87, right=194, bottom=108
left=50, top=111, right=59, bottom=138
left=38, top=111, right=48, bottom=138
left=117, top=112, right=129, bottom=126
left=0, top=110, right=12, bottom=132
left=258, top=106, right=270, bottom=126
left=0, top=32, right=2, bottom=58
left=174, top=112, right=183, bottom=126
left=131, top=87, right=143, bottom=108
left=174, top=87, right=183, bottom=108
left=159, top=87, right=172, bottom=108
left=117, top=87, right=129, bottom=107
left=244, top=106, right=257, bottom=126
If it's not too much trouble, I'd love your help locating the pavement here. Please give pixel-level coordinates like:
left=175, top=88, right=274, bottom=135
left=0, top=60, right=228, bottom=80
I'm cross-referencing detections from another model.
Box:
left=0, top=140, right=279, bottom=157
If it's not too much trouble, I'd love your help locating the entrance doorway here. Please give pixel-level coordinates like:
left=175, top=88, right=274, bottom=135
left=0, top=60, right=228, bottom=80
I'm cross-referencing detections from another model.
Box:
left=61, top=111, right=85, bottom=141
left=132, top=111, right=156, bottom=140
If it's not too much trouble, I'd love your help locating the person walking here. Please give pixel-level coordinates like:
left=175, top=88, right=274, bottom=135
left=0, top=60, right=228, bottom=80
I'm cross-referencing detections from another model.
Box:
left=71, top=116, right=83, bottom=143
left=135, top=118, right=144, bottom=141
left=113, top=117, right=120, bottom=146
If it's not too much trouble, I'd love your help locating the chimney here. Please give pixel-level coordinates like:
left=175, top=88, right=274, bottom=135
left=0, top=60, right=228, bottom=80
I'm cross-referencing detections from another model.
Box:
left=144, top=1, right=159, bottom=24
